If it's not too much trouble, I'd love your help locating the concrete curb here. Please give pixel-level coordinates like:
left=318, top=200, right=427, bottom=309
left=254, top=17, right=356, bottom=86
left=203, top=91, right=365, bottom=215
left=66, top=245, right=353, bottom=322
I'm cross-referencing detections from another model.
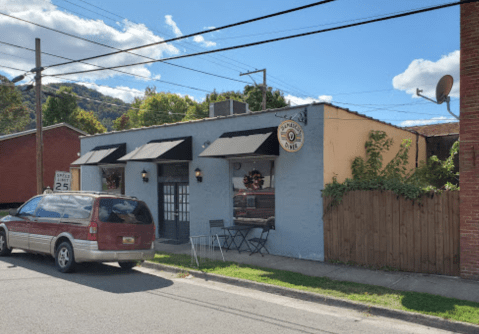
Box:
left=142, top=261, right=479, bottom=334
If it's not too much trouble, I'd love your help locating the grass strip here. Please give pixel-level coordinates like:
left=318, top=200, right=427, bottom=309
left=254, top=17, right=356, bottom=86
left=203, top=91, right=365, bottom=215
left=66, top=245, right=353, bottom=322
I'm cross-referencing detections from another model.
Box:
left=0, top=211, right=8, bottom=217
left=151, top=252, right=479, bottom=325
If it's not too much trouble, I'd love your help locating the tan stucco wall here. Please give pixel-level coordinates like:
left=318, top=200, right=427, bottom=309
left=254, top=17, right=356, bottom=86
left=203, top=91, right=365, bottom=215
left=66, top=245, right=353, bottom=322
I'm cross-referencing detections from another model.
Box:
left=323, top=105, right=426, bottom=185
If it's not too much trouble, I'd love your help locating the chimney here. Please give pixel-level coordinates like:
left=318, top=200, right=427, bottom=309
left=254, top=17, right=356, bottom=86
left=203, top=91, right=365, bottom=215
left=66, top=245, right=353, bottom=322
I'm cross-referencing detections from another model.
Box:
left=209, top=100, right=249, bottom=118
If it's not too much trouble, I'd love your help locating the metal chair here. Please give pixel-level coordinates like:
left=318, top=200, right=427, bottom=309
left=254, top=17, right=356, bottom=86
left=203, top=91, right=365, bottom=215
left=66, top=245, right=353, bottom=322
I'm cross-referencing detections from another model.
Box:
left=248, top=223, right=273, bottom=256
left=209, top=219, right=229, bottom=249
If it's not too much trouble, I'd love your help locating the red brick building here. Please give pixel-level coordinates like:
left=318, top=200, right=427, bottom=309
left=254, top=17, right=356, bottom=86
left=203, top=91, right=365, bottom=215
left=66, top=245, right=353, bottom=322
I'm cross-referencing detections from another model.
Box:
left=0, top=123, right=86, bottom=205
left=460, top=2, right=479, bottom=280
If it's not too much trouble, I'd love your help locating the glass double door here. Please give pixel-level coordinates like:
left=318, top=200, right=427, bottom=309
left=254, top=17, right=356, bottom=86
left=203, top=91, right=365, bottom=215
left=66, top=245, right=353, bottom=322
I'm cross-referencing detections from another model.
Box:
left=160, top=183, right=190, bottom=242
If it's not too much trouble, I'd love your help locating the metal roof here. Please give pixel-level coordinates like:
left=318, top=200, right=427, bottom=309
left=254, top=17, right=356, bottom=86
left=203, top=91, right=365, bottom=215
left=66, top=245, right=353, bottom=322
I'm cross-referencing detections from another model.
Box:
left=0, top=123, right=87, bottom=142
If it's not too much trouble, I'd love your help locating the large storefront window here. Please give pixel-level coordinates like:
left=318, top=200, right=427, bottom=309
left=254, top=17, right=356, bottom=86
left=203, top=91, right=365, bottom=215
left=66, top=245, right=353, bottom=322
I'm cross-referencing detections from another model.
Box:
left=101, top=166, right=125, bottom=195
left=232, top=160, right=275, bottom=224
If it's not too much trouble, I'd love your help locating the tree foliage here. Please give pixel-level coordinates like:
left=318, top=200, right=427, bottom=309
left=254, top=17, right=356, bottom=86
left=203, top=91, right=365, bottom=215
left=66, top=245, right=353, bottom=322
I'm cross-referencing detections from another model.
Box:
left=42, top=86, right=106, bottom=135
left=409, top=141, right=459, bottom=190
left=0, top=76, right=29, bottom=135
left=323, top=130, right=459, bottom=206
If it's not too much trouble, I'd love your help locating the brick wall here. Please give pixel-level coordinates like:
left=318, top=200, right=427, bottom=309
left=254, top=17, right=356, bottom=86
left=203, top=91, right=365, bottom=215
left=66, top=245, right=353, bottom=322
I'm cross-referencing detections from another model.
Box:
left=460, top=2, right=479, bottom=280
left=0, top=126, right=81, bottom=204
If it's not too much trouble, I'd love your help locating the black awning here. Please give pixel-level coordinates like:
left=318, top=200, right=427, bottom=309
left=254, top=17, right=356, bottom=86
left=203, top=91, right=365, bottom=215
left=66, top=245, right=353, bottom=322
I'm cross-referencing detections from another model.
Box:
left=71, top=143, right=126, bottom=165
left=118, top=137, right=192, bottom=162
left=199, top=127, right=279, bottom=159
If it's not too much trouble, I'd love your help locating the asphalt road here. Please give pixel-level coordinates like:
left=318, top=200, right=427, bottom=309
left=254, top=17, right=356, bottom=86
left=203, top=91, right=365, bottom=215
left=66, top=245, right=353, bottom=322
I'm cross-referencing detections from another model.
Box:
left=0, top=250, right=453, bottom=334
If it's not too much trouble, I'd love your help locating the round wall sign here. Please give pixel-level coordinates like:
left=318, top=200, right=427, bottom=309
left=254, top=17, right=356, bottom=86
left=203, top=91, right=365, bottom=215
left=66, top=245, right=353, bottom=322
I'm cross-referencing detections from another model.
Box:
left=277, top=120, right=304, bottom=152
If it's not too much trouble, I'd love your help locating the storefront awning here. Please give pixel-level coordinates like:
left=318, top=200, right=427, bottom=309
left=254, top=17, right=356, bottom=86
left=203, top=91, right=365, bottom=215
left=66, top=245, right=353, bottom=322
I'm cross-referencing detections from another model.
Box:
left=118, top=137, right=192, bottom=162
left=71, top=143, right=126, bottom=165
left=199, top=127, right=279, bottom=159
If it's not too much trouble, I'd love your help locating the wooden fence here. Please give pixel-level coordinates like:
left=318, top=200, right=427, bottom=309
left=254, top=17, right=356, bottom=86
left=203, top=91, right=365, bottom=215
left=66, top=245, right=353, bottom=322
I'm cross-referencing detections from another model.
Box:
left=323, top=190, right=460, bottom=276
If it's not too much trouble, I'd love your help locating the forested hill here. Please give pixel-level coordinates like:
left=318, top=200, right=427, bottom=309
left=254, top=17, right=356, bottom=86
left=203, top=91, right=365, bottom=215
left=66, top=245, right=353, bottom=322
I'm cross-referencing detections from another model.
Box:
left=21, top=83, right=132, bottom=130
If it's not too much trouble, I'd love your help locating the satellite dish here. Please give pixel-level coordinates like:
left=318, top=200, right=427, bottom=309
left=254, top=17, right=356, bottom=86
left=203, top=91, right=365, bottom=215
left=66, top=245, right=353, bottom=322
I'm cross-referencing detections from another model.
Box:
left=436, top=75, right=453, bottom=104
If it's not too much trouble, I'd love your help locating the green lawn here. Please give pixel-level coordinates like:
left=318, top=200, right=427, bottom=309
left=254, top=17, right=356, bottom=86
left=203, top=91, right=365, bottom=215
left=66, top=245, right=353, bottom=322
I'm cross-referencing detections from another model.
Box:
left=0, top=211, right=8, bottom=218
left=150, top=252, right=479, bottom=325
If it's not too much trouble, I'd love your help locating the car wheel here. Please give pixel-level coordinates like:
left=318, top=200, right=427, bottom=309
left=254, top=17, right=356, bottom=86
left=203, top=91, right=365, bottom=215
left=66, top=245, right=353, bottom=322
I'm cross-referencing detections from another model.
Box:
left=118, top=261, right=136, bottom=270
left=55, top=242, right=76, bottom=273
left=0, top=231, right=11, bottom=256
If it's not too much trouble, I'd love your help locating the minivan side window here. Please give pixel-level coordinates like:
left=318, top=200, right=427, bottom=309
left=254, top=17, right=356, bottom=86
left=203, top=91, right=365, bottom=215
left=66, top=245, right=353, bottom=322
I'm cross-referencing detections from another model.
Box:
left=99, top=199, right=152, bottom=224
left=18, top=197, right=43, bottom=216
left=35, top=195, right=65, bottom=218
left=61, top=196, right=93, bottom=219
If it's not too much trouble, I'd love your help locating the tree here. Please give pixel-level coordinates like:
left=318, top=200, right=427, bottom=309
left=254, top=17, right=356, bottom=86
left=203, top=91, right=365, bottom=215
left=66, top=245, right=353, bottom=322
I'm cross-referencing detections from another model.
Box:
left=42, top=86, right=78, bottom=125
left=0, top=76, right=29, bottom=135
left=42, top=86, right=105, bottom=134
left=410, top=141, right=459, bottom=189
left=243, top=84, right=289, bottom=111
left=70, top=108, right=106, bottom=135
left=351, top=130, right=411, bottom=181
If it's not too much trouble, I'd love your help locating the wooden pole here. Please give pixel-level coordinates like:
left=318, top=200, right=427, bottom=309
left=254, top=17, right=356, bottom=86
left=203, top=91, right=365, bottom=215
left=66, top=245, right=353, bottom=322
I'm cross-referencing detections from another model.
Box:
left=35, top=38, right=43, bottom=195
left=239, top=68, right=267, bottom=110
left=262, top=69, right=266, bottom=111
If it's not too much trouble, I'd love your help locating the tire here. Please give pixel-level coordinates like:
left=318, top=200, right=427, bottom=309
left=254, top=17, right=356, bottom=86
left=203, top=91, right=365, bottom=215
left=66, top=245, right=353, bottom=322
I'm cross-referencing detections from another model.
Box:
left=118, top=261, right=136, bottom=270
left=55, top=242, right=76, bottom=273
left=0, top=231, right=11, bottom=256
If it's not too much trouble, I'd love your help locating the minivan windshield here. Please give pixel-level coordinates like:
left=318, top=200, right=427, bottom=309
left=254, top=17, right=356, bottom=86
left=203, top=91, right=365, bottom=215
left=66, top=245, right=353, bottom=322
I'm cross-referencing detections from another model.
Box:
left=99, top=199, right=152, bottom=224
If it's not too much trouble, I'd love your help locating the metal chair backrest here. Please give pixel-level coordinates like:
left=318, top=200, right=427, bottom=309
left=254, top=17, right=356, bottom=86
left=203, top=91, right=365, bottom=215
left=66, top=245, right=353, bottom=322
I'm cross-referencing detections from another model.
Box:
left=209, top=219, right=225, bottom=235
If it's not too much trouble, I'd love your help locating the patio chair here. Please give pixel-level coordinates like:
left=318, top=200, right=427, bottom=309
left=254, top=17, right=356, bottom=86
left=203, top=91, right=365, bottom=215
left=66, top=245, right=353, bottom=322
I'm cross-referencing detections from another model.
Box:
left=248, top=222, right=273, bottom=256
left=209, top=219, right=229, bottom=249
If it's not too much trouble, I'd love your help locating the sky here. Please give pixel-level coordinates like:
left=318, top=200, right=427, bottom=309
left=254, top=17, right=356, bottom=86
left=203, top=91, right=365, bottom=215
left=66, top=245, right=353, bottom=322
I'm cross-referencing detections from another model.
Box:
left=0, top=0, right=462, bottom=127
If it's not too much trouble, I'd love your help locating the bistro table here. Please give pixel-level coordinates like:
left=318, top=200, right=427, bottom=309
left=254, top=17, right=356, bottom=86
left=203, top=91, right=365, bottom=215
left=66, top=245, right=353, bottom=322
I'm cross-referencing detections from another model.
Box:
left=221, top=225, right=254, bottom=253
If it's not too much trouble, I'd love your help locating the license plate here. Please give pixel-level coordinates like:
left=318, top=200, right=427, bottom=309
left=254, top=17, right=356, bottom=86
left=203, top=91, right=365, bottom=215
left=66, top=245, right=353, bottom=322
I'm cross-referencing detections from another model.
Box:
left=122, top=237, right=135, bottom=244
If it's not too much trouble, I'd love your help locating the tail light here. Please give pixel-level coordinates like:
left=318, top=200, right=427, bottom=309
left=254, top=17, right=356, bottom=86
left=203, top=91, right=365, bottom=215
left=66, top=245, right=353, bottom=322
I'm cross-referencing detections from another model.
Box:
left=87, top=221, right=98, bottom=241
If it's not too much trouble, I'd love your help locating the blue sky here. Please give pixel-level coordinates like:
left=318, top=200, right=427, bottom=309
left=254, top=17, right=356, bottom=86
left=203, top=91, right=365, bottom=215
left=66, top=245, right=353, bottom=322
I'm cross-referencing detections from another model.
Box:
left=0, top=0, right=461, bottom=127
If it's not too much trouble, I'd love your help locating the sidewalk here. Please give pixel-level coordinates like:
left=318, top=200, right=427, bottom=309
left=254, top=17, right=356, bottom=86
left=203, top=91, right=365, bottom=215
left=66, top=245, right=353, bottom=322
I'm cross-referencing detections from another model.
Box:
left=153, top=239, right=479, bottom=304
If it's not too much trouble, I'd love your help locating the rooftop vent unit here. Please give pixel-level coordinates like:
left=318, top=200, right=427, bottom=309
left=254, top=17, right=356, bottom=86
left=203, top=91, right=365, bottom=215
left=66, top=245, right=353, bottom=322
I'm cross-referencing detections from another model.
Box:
left=209, top=100, right=249, bottom=118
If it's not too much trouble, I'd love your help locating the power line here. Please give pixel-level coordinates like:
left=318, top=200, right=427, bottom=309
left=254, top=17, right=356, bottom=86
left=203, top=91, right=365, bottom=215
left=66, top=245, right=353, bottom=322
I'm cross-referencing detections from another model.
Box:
left=0, top=19, right=249, bottom=89
left=46, top=0, right=336, bottom=69
left=46, top=0, right=474, bottom=78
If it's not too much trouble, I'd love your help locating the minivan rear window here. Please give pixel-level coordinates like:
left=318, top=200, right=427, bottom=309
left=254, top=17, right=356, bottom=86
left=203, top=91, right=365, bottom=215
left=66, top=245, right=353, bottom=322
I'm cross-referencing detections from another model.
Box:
left=99, top=199, right=152, bottom=224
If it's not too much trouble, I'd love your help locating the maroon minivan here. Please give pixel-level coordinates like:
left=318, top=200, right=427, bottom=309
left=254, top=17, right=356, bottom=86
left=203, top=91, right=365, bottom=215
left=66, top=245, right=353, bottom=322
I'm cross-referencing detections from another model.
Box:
left=0, top=192, right=155, bottom=273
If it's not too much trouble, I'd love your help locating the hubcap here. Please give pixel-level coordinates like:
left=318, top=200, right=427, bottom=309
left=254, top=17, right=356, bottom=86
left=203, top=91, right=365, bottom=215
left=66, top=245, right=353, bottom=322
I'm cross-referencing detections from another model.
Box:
left=0, top=235, right=4, bottom=251
left=58, top=247, right=70, bottom=268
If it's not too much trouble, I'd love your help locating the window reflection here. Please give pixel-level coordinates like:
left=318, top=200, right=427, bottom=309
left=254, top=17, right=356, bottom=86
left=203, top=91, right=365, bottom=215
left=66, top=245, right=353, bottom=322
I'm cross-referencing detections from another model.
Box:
left=232, top=160, right=275, bottom=224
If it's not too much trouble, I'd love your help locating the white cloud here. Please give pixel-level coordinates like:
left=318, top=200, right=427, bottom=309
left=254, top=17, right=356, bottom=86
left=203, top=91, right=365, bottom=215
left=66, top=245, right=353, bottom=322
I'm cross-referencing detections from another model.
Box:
left=79, top=83, right=143, bottom=103
left=193, top=35, right=216, bottom=47
left=0, top=0, right=179, bottom=84
left=399, top=116, right=457, bottom=127
left=285, top=94, right=333, bottom=105
left=393, top=51, right=459, bottom=99
left=165, top=15, right=182, bottom=37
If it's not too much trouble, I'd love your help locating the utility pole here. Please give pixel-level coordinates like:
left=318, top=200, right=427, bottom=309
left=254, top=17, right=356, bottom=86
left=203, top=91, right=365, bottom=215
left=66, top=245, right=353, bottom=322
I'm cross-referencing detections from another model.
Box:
left=240, top=69, right=266, bottom=111
left=34, top=38, right=44, bottom=195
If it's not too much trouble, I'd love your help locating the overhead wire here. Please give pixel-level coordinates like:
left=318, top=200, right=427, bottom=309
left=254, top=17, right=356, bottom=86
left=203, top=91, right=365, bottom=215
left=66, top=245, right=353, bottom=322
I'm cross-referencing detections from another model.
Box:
left=44, top=0, right=474, bottom=78
left=45, top=0, right=337, bottom=68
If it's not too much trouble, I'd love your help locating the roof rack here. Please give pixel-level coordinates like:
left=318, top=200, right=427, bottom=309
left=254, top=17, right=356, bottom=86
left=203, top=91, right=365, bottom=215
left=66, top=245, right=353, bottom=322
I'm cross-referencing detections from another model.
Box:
left=50, top=190, right=139, bottom=199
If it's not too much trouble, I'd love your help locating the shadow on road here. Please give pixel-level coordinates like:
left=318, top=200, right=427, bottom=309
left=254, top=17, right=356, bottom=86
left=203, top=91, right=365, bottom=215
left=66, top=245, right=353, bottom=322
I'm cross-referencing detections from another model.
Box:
left=0, top=251, right=173, bottom=294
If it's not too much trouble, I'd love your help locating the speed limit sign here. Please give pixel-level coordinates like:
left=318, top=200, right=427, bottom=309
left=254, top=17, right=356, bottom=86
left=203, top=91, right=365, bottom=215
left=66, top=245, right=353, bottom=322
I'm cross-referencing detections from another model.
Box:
left=54, top=171, right=72, bottom=192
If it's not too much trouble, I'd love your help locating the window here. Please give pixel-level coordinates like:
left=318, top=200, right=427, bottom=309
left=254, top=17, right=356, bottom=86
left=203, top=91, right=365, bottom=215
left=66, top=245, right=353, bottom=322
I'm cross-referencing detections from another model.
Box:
left=101, top=166, right=125, bottom=195
left=18, top=197, right=42, bottom=216
left=232, top=160, right=275, bottom=221
left=35, top=195, right=64, bottom=218
left=61, top=196, right=93, bottom=219
left=99, top=199, right=152, bottom=224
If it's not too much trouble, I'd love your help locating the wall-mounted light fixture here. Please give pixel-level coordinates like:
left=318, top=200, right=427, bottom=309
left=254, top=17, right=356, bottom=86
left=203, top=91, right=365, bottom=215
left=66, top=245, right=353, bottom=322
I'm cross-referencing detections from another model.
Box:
left=195, top=168, right=203, bottom=183
left=202, top=141, right=211, bottom=149
left=141, top=169, right=149, bottom=183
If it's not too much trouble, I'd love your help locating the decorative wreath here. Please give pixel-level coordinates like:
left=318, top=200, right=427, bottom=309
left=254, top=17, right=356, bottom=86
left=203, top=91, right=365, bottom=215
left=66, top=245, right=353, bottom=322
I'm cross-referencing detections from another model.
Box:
left=105, top=171, right=121, bottom=189
left=243, top=170, right=264, bottom=190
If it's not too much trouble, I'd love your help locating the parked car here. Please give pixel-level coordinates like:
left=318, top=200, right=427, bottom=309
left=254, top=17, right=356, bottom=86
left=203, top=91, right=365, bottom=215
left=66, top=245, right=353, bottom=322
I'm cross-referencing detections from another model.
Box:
left=0, top=192, right=156, bottom=273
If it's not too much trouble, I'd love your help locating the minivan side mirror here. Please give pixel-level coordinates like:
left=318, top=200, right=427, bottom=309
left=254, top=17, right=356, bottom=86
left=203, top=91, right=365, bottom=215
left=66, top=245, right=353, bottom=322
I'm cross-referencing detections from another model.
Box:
left=8, top=208, right=18, bottom=216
